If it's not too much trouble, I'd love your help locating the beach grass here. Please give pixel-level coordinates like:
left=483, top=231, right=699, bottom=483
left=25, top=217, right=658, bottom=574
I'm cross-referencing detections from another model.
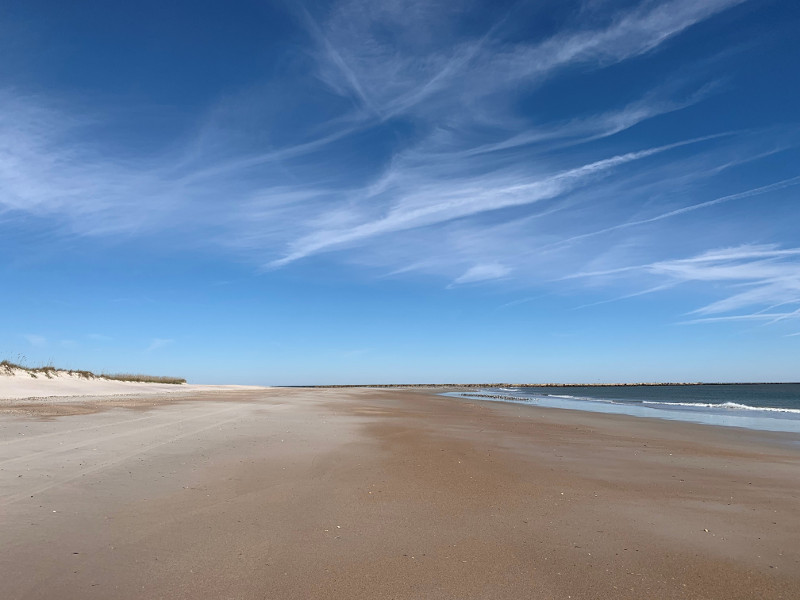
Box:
left=100, top=373, right=186, bottom=385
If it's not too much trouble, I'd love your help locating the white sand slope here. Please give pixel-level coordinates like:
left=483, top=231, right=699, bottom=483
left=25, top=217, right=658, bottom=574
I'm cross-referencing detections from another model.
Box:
left=0, top=367, right=264, bottom=400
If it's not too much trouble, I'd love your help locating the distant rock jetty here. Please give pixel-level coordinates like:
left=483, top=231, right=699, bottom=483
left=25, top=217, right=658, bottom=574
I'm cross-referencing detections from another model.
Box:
left=305, top=382, right=792, bottom=389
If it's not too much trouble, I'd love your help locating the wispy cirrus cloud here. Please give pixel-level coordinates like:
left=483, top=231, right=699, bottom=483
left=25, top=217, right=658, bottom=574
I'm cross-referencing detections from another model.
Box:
left=3, top=0, right=797, bottom=340
left=544, top=175, right=800, bottom=252
left=268, top=140, right=691, bottom=267
left=22, top=334, right=47, bottom=348
left=146, top=338, right=174, bottom=352
left=307, top=0, right=745, bottom=120
left=570, top=244, right=800, bottom=325
left=0, top=0, right=754, bottom=247
left=86, top=333, right=113, bottom=342
left=452, top=262, right=512, bottom=286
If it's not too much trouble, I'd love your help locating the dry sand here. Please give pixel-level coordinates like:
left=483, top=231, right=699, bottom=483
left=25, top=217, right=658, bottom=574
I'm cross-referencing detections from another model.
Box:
left=0, top=387, right=798, bottom=599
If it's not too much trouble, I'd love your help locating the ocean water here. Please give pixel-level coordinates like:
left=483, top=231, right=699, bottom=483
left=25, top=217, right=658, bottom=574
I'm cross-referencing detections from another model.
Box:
left=447, top=384, right=800, bottom=434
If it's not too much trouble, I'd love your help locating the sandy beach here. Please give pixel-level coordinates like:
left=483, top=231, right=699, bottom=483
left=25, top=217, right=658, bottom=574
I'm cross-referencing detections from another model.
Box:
left=1, top=387, right=798, bottom=599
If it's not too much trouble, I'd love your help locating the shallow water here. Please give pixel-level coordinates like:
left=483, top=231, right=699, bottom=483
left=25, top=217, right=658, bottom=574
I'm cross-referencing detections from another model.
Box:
left=446, top=384, right=800, bottom=434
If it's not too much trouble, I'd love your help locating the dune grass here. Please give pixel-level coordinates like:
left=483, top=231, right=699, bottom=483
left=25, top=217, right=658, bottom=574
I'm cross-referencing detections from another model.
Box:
left=101, top=373, right=186, bottom=385
left=0, top=359, right=185, bottom=384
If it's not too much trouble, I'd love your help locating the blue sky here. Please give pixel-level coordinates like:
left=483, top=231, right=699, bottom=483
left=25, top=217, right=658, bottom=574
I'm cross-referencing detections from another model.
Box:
left=2, top=0, right=799, bottom=384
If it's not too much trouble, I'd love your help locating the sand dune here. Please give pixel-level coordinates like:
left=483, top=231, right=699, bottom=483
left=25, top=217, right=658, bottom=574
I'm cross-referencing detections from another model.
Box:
left=0, top=366, right=264, bottom=401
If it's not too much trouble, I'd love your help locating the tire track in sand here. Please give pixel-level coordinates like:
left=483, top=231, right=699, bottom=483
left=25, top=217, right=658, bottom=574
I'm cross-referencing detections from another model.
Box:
left=0, top=408, right=246, bottom=506
left=0, top=405, right=239, bottom=468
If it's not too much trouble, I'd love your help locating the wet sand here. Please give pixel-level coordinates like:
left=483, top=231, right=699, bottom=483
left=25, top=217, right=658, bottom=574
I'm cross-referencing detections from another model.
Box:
left=1, top=388, right=798, bottom=599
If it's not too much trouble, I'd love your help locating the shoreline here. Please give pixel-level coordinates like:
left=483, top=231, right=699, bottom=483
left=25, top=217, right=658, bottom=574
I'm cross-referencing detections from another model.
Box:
left=298, top=382, right=800, bottom=388
left=448, top=391, right=800, bottom=436
left=3, top=383, right=798, bottom=438
left=459, top=390, right=800, bottom=449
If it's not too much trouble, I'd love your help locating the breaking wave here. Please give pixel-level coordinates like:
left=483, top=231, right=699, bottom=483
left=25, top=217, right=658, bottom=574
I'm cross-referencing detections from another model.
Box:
left=642, top=400, right=800, bottom=414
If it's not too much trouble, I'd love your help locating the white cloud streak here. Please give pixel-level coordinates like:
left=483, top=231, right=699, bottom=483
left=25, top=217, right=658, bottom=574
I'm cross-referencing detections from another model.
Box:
left=146, top=338, right=174, bottom=352
left=269, top=137, right=716, bottom=267
left=571, top=244, right=800, bottom=326
left=452, top=263, right=511, bottom=285
left=546, top=175, right=800, bottom=251
left=22, top=334, right=47, bottom=348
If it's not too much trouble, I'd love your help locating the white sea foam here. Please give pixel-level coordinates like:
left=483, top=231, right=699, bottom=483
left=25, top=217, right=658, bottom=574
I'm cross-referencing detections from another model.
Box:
left=497, top=391, right=800, bottom=415
left=509, top=392, right=626, bottom=404
left=542, top=393, right=619, bottom=403
left=642, top=400, right=800, bottom=414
